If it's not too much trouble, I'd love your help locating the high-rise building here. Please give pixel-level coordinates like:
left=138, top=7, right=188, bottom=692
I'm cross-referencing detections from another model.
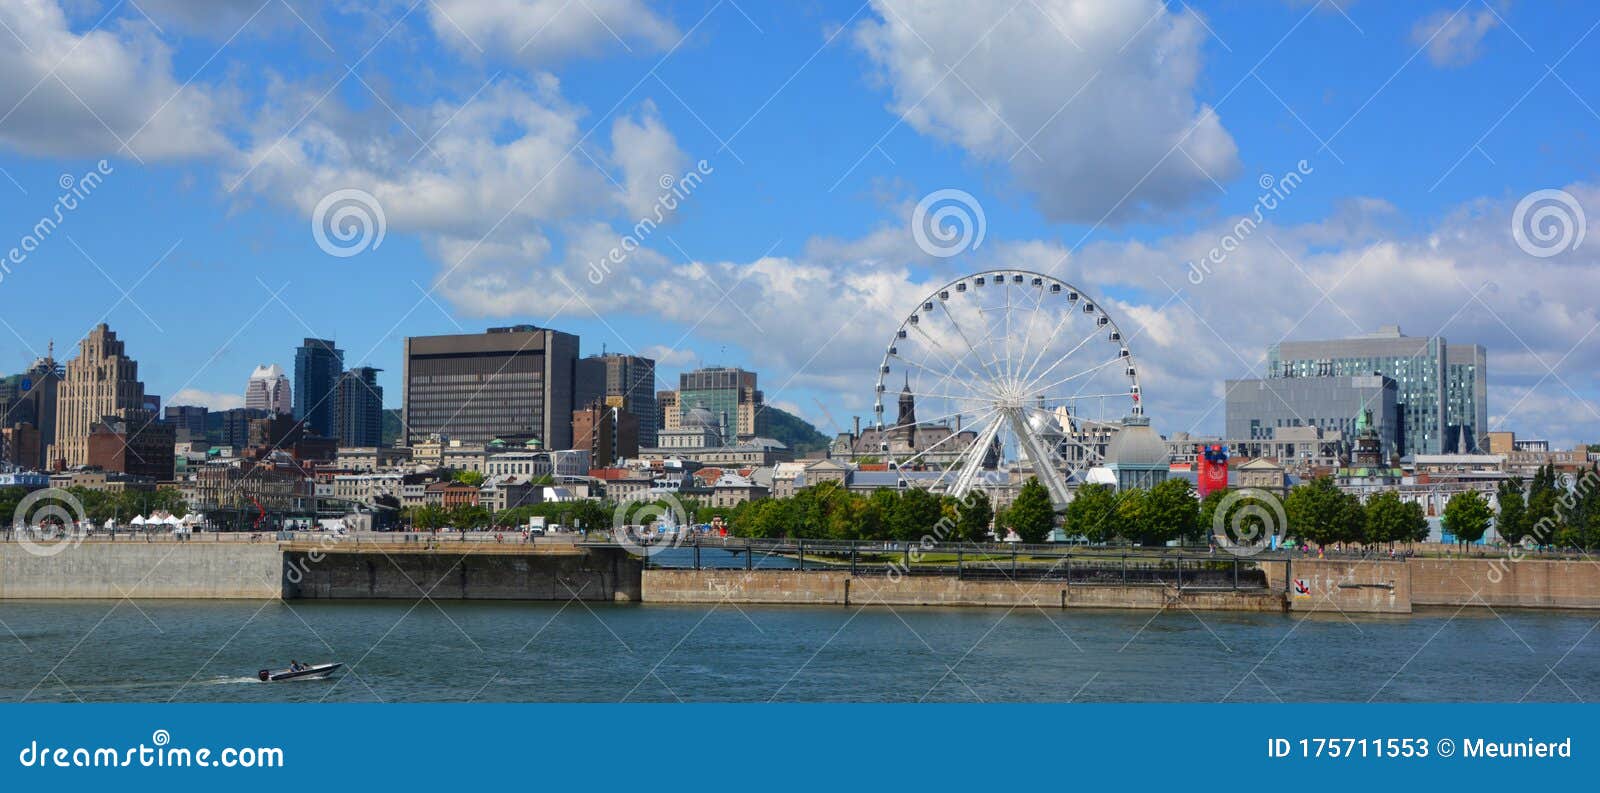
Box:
left=575, top=353, right=657, bottom=446
left=678, top=366, right=766, bottom=444
left=1445, top=343, right=1489, bottom=453
left=1267, top=326, right=1486, bottom=456
left=294, top=338, right=344, bottom=437
left=334, top=366, right=385, bottom=448
left=572, top=400, right=640, bottom=468
left=164, top=405, right=209, bottom=443
left=50, top=324, right=148, bottom=469
left=216, top=407, right=269, bottom=449
left=658, top=389, right=680, bottom=432
left=1, top=353, right=61, bottom=470
left=1224, top=375, right=1401, bottom=460
left=402, top=325, right=579, bottom=449
left=245, top=363, right=292, bottom=415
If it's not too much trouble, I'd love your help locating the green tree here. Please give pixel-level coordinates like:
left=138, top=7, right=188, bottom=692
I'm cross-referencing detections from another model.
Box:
left=1114, top=487, right=1149, bottom=544
left=1285, top=477, right=1363, bottom=547
left=954, top=489, right=994, bottom=543
left=1363, top=491, right=1418, bottom=546
left=1143, top=478, right=1199, bottom=545
left=1494, top=478, right=1528, bottom=546
left=1443, top=491, right=1492, bottom=549
left=451, top=469, right=486, bottom=488
left=1064, top=483, right=1117, bottom=543
left=412, top=505, right=447, bottom=530
left=890, top=487, right=944, bottom=542
left=1003, top=477, right=1056, bottom=544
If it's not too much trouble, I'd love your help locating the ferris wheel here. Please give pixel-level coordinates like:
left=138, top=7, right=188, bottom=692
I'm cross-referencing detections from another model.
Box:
left=873, top=270, right=1142, bottom=507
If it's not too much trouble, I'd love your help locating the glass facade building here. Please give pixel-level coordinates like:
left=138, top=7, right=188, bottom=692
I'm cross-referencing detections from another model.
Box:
left=294, top=338, right=344, bottom=438
left=575, top=353, right=658, bottom=447
left=1267, top=326, right=1487, bottom=455
left=334, top=366, right=385, bottom=448
left=678, top=366, right=765, bottom=444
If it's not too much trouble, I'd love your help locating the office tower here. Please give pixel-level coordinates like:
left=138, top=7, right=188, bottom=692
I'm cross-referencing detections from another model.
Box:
left=87, top=411, right=175, bottom=480
left=402, top=325, right=579, bottom=449
left=217, top=407, right=270, bottom=449
left=50, top=324, right=148, bottom=468
left=1267, top=326, right=1485, bottom=456
left=294, top=338, right=344, bottom=437
left=245, top=363, right=293, bottom=414
left=334, top=366, right=385, bottom=447
left=572, top=400, right=640, bottom=468
left=0, top=353, right=61, bottom=469
left=657, top=390, right=680, bottom=433
left=164, top=405, right=209, bottom=443
left=575, top=353, right=658, bottom=446
left=1225, top=375, right=1401, bottom=460
left=1445, top=343, right=1489, bottom=453
left=678, top=366, right=766, bottom=444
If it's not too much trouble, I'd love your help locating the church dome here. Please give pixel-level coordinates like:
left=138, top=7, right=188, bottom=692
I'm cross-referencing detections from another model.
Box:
left=684, top=406, right=718, bottom=428
left=1105, top=415, right=1169, bottom=469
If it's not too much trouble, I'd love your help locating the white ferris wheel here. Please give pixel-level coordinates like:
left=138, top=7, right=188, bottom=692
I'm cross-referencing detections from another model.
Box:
left=873, top=270, right=1142, bottom=507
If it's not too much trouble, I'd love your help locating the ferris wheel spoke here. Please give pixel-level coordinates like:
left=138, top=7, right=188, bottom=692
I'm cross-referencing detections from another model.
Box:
left=1018, top=323, right=1109, bottom=397
left=1009, top=281, right=1049, bottom=384
left=1027, top=354, right=1128, bottom=396
left=891, top=353, right=1000, bottom=404
left=905, top=318, right=1005, bottom=399
left=1016, top=294, right=1092, bottom=388
left=890, top=406, right=1003, bottom=472
left=934, top=298, right=1009, bottom=387
left=878, top=401, right=994, bottom=437
left=946, top=416, right=1004, bottom=497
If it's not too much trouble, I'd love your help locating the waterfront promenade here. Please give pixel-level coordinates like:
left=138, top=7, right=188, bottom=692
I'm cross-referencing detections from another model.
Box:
left=2, top=533, right=1599, bottom=612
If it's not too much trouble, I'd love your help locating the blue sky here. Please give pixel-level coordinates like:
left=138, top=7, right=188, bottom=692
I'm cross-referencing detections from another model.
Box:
left=0, top=0, right=1596, bottom=446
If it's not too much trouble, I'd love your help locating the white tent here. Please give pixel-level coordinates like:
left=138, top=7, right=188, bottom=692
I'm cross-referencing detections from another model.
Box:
left=163, top=515, right=182, bottom=526
left=180, top=514, right=199, bottom=525
left=103, top=519, right=115, bottom=529
left=130, top=515, right=147, bottom=526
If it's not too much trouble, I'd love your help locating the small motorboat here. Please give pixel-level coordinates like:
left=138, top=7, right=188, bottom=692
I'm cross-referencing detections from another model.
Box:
left=257, top=663, right=342, bottom=682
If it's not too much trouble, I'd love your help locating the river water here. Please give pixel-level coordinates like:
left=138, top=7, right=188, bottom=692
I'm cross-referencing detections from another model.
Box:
left=1, top=600, right=1594, bottom=702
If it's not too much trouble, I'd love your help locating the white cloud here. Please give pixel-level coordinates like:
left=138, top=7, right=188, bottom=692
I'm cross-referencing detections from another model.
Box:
left=0, top=0, right=229, bottom=159
left=428, top=0, right=679, bottom=68
left=1412, top=8, right=1498, bottom=68
left=421, top=181, right=1600, bottom=449
left=853, top=0, right=1239, bottom=223
left=170, top=388, right=244, bottom=411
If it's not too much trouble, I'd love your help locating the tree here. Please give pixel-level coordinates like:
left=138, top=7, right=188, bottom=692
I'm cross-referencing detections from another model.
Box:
left=1494, top=479, right=1528, bottom=546
left=1363, top=491, right=1418, bottom=547
left=1064, top=483, right=1117, bottom=543
left=1114, top=487, right=1149, bottom=545
left=1143, top=478, right=1200, bottom=545
left=1443, top=491, right=1492, bottom=549
left=954, top=490, right=994, bottom=543
left=1003, top=477, right=1056, bottom=544
left=452, top=469, right=486, bottom=488
left=1285, top=477, right=1363, bottom=547
left=890, top=487, right=943, bottom=542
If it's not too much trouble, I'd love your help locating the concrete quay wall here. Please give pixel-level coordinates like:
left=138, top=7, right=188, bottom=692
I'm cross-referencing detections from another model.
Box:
left=640, top=569, right=1286, bottom=611
left=0, top=541, right=282, bottom=599
left=1409, top=558, right=1600, bottom=609
left=1259, top=559, right=1411, bottom=614
left=283, top=547, right=643, bottom=601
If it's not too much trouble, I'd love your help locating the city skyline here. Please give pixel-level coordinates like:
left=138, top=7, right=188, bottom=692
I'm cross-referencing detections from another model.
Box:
left=0, top=2, right=1595, bottom=450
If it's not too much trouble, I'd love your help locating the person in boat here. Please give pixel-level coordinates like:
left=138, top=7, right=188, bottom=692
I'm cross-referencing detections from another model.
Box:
left=289, top=660, right=302, bottom=672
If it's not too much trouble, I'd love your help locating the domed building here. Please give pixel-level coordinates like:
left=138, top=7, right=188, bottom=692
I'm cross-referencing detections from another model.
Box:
left=656, top=402, right=725, bottom=450
left=1103, top=414, right=1170, bottom=491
